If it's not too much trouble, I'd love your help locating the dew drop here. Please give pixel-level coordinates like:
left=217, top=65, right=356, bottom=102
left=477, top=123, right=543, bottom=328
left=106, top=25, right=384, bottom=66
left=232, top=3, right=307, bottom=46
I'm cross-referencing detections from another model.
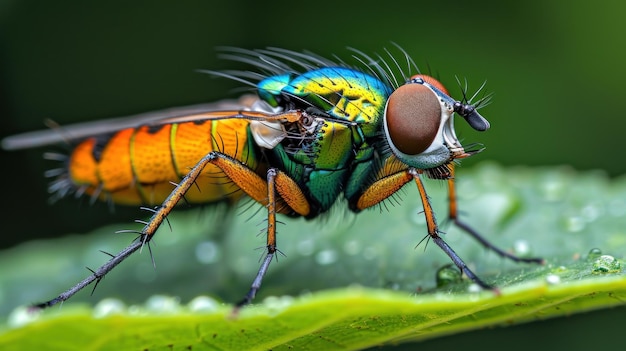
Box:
left=145, top=295, right=181, bottom=313
left=467, top=283, right=482, bottom=293
left=7, top=306, right=41, bottom=328
left=315, top=249, right=338, bottom=265
left=545, top=274, right=561, bottom=285
left=513, top=240, right=531, bottom=257
left=195, top=241, right=221, bottom=264
left=93, top=298, right=126, bottom=318
left=436, top=264, right=462, bottom=288
left=263, top=295, right=294, bottom=312
left=592, top=255, right=621, bottom=273
left=564, top=216, right=585, bottom=232
left=587, top=248, right=602, bottom=261
left=540, top=178, right=566, bottom=201
left=188, top=296, right=220, bottom=313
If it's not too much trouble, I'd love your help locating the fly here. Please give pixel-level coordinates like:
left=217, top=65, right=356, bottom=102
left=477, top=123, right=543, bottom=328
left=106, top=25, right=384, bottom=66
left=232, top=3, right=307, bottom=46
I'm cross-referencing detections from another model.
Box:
left=2, top=46, right=544, bottom=310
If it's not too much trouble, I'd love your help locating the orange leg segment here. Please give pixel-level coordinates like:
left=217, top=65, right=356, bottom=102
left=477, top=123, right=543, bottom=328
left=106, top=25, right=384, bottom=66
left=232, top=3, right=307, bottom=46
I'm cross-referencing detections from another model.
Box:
left=274, top=171, right=310, bottom=216
left=447, top=164, right=459, bottom=220
left=210, top=153, right=310, bottom=217
left=355, top=171, right=413, bottom=210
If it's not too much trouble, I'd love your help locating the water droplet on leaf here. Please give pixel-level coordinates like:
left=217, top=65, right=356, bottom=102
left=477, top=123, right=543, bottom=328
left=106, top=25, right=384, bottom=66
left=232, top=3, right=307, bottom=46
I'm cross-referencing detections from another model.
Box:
left=513, top=240, right=531, bottom=257
left=188, top=296, right=220, bottom=312
left=592, top=255, right=621, bottom=273
left=263, top=295, right=294, bottom=313
left=564, top=216, right=585, bottom=232
left=587, top=248, right=602, bottom=261
left=195, top=241, right=220, bottom=264
left=545, top=274, right=561, bottom=285
left=436, top=264, right=462, bottom=288
left=315, top=249, right=338, bottom=265
left=93, top=298, right=126, bottom=318
left=7, top=306, right=41, bottom=328
left=145, top=295, right=181, bottom=313
left=467, top=283, right=482, bottom=293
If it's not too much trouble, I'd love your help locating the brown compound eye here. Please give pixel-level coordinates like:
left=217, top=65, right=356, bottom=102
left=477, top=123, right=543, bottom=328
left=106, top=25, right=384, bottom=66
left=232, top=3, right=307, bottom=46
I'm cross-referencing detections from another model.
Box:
left=385, top=83, right=441, bottom=155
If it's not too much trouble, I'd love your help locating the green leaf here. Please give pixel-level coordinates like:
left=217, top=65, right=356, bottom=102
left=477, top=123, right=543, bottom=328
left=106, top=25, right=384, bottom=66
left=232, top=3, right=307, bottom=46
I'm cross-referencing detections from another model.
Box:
left=1, top=162, right=625, bottom=350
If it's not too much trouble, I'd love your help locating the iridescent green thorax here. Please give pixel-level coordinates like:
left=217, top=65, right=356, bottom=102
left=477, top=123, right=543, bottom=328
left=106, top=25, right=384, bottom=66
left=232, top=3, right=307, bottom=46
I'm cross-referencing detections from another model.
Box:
left=257, top=67, right=393, bottom=213
left=258, top=67, right=392, bottom=136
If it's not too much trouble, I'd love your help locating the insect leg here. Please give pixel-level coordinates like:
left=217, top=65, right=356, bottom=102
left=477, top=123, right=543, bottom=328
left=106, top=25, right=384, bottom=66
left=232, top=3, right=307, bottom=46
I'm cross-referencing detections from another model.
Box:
left=34, top=149, right=215, bottom=309
left=204, top=153, right=310, bottom=308
left=234, top=169, right=311, bottom=309
left=446, top=164, right=544, bottom=264
left=235, top=168, right=280, bottom=309
left=354, top=171, right=414, bottom=210
left=409, top=169, right=492, bottom=289
left=353, top=168, right=491, bottom=289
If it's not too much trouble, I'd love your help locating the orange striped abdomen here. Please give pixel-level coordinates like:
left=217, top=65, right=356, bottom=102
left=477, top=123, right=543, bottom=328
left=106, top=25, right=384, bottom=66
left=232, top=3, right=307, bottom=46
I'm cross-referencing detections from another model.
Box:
left=68, top=118, right=260, bottom=205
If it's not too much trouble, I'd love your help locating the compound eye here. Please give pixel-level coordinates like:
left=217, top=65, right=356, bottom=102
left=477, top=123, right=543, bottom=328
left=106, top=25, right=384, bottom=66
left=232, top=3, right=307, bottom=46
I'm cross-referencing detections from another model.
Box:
left=385, top=83, right=441, bottom=155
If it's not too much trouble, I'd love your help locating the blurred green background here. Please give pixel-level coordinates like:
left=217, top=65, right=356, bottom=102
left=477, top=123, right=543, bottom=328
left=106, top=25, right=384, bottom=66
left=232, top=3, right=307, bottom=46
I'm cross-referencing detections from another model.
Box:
left=0, top=1, right=624, bottom=350
left=1, top=1, right=625, bottom=247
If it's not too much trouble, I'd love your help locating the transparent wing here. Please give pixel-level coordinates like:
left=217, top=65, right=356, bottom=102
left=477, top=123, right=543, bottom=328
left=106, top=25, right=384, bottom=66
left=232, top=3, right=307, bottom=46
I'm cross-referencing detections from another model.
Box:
left=2, top=95, right=262, bottom=150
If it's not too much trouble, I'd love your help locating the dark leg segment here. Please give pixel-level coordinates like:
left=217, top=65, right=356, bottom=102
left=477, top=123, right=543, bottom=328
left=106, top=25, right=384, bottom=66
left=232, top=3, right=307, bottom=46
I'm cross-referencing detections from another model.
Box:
left=446, top=165, right=544, bottom=264
left=34, top=150, right=216, bottom=309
